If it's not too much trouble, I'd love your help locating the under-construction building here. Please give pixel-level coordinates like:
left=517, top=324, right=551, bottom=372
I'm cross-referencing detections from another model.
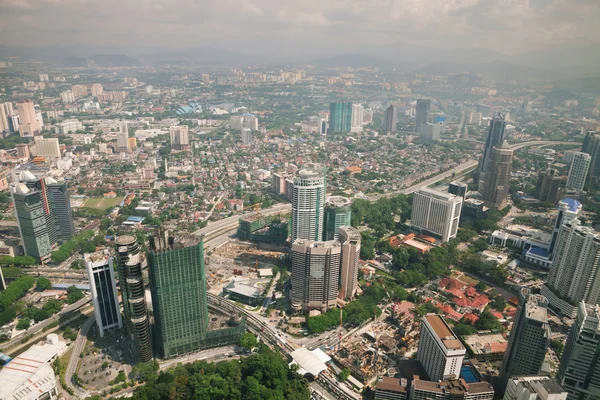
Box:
left=237, top=213, right=289, bottom=244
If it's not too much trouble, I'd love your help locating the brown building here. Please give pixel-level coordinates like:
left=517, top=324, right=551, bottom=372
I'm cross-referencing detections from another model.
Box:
left=480, top=140, right=513, bottom=210
left=534, top=168, right=563, bottom=204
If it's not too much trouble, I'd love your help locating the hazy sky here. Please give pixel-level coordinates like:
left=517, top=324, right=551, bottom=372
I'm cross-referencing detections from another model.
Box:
left=1, top=0, right=599, bottom=57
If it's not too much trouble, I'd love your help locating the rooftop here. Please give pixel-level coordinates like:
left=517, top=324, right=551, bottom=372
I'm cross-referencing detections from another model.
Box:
left=413, top=379, right=494, bottom=395
left=290, top=348, right=328, bottom=377
left=418, top=187, right=459, bottom=201
left=424, top=314, right=464, bottom=351
left=560, top=198, right=582, bottom=213
left=326, top=196, right=351, bottom=208
left=462, top=333, right=508, bottom=355
left=376, top=377, right=408, bottom=393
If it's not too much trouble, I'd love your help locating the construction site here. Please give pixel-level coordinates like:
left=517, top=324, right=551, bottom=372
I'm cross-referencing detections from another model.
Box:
left=236, top=213, right=290, bottom=244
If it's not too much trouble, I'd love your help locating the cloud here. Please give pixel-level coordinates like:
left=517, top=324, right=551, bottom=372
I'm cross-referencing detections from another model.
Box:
left=0, top=0, right=598, bottom=59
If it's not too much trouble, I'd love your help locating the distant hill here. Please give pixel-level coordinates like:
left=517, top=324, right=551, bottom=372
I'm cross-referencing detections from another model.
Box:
left=412, top=61, right=558, bottom=82
left=310, top=53, right=399, bottom=70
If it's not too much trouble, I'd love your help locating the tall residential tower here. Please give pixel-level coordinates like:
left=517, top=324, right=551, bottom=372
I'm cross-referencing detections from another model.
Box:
left=85, top=250, right=122, bottom=337
left=291, top=167, right=326, bottom=242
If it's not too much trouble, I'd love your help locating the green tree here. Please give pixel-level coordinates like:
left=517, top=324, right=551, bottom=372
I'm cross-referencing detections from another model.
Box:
left=339, top=368, right=350, bottom=382
left=66, top=286, right=85, bottom=304
left=239, top=332, right=258, bottom=350
left=16, top=317, right=31, bottom=330
left=36, top=277, right=52, bottom=291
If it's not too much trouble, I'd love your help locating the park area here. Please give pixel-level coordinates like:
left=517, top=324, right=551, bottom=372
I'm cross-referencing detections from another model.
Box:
left=82, top=197, right=123, bottom=210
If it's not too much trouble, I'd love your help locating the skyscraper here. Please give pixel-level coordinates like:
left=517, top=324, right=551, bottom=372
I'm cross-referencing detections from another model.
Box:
left=148, top=232, right=209, bottom=358
left=169, top=125, right=190, bottom=151
left=535, top=168, right=564, bottom=204
left=414, top=99, right=431, bottom=133
left=477, top=114, right=507, bottom=185
left=329, top=102, right=352, bottom=133
left=290, top=239, right=341, bottom=312
left=448, top=182, right=468, bottom=199
left=351, top=104, right=364, bottom=133
left=416, top=314, right=466, bottom=381
left=85, top=250, right=123, bottom=337
left=31, top=136, right=61, bottom=158
left=115, top=235, right=152, bottom=362
left=566, top=152, right=591, bottom=193
left=384, top=104, right=397, bottom=133
left=116, top=130, right=129, bottom=153
left=503, top=376, right=567, bottom=400
left=338, top=226, right=361, bottom=301
left=549, top=198, right=581, bottom=254
left=10, top=183, right=56, bottom=263
left=17, top=100, right=42, bottom=137
left=581, top=131, right=600, bottom=180
left=542, top=219, right=600, bottom=318
left=291, top=167, right=325, bottom=242
left=480, top=140, right=513, bottom=210
left=420, top=122, right=440, bottom=141
left=323, top=196, right=352, bottom=241
left=558, top=302, right=600, bottom=400
left=0, top=102, right=9, bottom=133
left=410, top=188, right=463, bottom=243
left=499, top=288, right=551, bottom=394
left=241, top=128, right=252, bottom=145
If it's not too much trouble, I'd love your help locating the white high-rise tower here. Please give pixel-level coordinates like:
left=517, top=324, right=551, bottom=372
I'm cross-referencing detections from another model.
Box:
left=291, top=167, right=325, bottom=242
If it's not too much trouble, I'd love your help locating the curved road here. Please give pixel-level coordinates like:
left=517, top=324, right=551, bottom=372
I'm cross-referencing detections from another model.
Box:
left=65, top=315, right=94, bottom=398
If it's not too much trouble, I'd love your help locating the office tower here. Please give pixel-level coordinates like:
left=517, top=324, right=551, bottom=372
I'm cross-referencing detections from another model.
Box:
left=416, top=314, right=466, bottom=381
left=90, top=83, right=104, bottom=97
left=39, top=74, right=49, bottom=82
left=60, top=90, right=75, bottom=104
left=468, top=112, right=482, bottom=125
left=448, top=182, right=468, bottom=199
left=116, top=131, right=129, bottom=153
left=14, top=172, right=58, bottom=245
left=329, top=102, right=352, bottom=133
left=71, top=85, right=88, bottom=98
left=323, top=196, right=352, bottom=241
left=290, top=239, right=341, bottom=312
left=115, top=235, right=152, bottom=362
left=10, top=183, right=56, bottom=262
left=504, top=376, right=568, bottom=400
left=557, top=303, right=600, bottom=400
left=169, top=125, right=190, bottom=151
left=566, top=152, right=591, bottom=193
left=0, top=267, right=5, bottom=291
left=351, top=104, right=364, bottom=132
left=477, top=114, right=507, bottom=185
left=17, top=100, right=42, bottom=137
left=480, top=140, right=513, bottom=210
left=549, top=198, right=581, bottom=254
left=85, top=250, right=123, bottom=337
left=411, top=380, right=494, bottom=400
left=0, top=102, right=9, bottom=132
left=420, top=122, right=440, bottom=141
left=291, top=167, right=325, bottom=242
left=384, top=105, right=397, bottom=133
left=414, top=99, right=431, bottom=133
left=541, top=219, right=600, bottom=318
left=411, top=188, right=463, bottom=243
left=44, top=177, right=75, bottom=242
left=272, top=173, right=287, bottom=195
left=16, top=143, right=30, bottom=159
left=535, top=169, right=564, bottom=204
left=31, top=136, right=61, bottom=158
left=241, top=128, right=252, bottom=145
left=499, top=288, right=551, bottom=393
left=148, top=232, right=209, bottom=358
left=581, top=131, right=600, bottom=180
left=338, top=226, right=360, bottom=301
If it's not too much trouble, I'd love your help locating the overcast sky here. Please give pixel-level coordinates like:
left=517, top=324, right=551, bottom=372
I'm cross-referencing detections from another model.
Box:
left=1, top=0, right=599, bottom=58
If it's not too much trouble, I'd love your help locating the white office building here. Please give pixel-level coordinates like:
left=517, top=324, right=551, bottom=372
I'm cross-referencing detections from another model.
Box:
left=565, top=152, right=591, bottom=193
left=85, top=250, right=123, bottom=337
left=54, top=119, right=83, bottom=134
left=420, top=122, right=441, bottom=141
left=291, top=167, right=325, bottom=242
left=30, top=136, right=61, bottom=158
left=416, top=314, right=466, bottom=382
left=351, top=104, right=364, bottom=133
left=60, top=90, right=75, bottom=104
left=411, top=188, right=463, bottom=243
left=242, top=128, right=252, bottom=145
left=503, top=376, right=568, bottom=400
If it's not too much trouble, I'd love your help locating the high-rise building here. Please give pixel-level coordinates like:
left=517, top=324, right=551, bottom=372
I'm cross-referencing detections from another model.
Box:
left=410, top=188, right=463, bottom=243
left=468, top=112, right=482, bottom=125
left=323, top=196, right=352, bottom=241
left=85, top=250, right=123, bottom=337
left=17, top=100, right=42, bottom=137
left=329, top=102, right=352, bottom=133
left=420, top=122, right=440, bottom=141
left=503, top=376, right=567, bottom=400
left=535, top=169, right=564, bottom=204
left=549, top=198, right=582, bottom=254
left=448, top=182, right=468, bottom=199
left=542, top=219, right=600, bottom=318
left=351, top=104, right=364, bottom=133
left=0, top=102, right=9, bottom=132
left=291, top=167, right=325, bottom=242
left=290, top=239, right=341, bottom=312
left=44, top=177, right=75, bottom=242
left=10, top=183, right=56, bottom=262
left=411, top=379, right=494, bottom=400
left=115, top=235, right=152, bottom=362
left=416, top=314, right=466, bottom=381
left=499, top=288, right=551, bottom=394
left=90, top=83, right=104, bottom=97
left=477, top=114, right=507, bottom=185
left=558, top=302, right=600, bottom=400
left=384, top=105, right=397, bottom=133
left=116, top=131, right=129, bottom=153
left=71, top=85, right=88, bottom=98
left=148, top=232, right=209, bottom=358
left=414, top=99, right=431, bottom=133
left=60, top=90, right=75, bottom=104
left=31, top=136, right=61, bottom=158
left=480, top=140, right=513, bottom=210
left=16, top=143, right=30, bottom=159
left=338, top=226, right=361, bottom=301
left=241, top=128, right=252, bottom=145
left=566, top=152, right=591, bottom=193
left=581, top=131, right=600, bottom=180
left=169, top=125, right=190, bottom=151
left=14, top=172, right=58, bottom=246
